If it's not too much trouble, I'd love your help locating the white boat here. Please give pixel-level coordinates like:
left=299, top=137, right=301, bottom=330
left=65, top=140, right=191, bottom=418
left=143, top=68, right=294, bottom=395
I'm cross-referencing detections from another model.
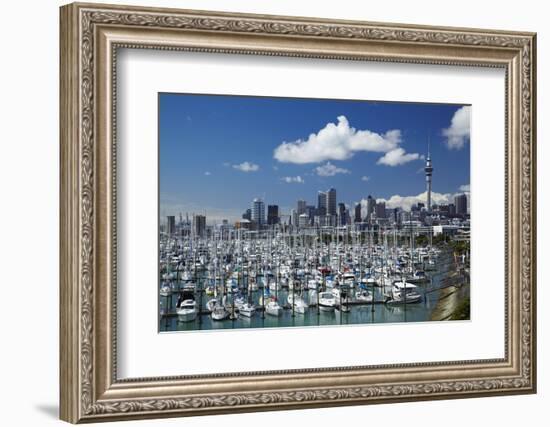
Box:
left=211, top=305, right=229, bottom=321
left=287, top=294, right=307, bottom=314
left=239, top=303, right=256, bottom=318
left=355, top=289, right=373, bottom=303
left=265, top=300, right=283, bottom=316
left=319, top=292, right=336, bottom=312
left=176, top=299, right=197, bottom=322
left=159, top=284, right=171, bottom=297
left=386, top=280, right=422, bottom=304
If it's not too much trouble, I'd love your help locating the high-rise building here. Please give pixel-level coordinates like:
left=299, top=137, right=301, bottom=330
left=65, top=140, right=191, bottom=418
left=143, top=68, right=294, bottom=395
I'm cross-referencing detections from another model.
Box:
left=193, top=214, right=206, bottom=237
left=327, top=188, right=337, bottom=216
left=267, top=205, right=279, bottom=225
left=297, top=199, right=307, bottom=215
left=454, top=194, right=468, bottom=215
left=366, top=195, right=376, bottom=221
left=291, top=209, right=298, bottom=227
left=166, top=215, right=176, bottom=235
left=317, top=191, right=327, bottom=216
left=305, top=205, right=316, bottom=224
left=376, top=201, right=386, bottom=219
left=338, top=202, right=346, bottom=225
left=425, top=148, right=434, bottom=211
left=251, top=198, right=265, bottom=227
left=354, top=203, right=362, bottom=223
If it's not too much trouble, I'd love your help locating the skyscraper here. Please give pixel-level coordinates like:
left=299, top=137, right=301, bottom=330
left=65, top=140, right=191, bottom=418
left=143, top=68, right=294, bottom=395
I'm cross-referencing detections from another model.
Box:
left=297, top=199, right=307, bottom=215
left=251, top=198, right=265, bottom=227
left=193, top=214, right=206, bottom=237
left=454, top=194, right=468, bottom=215
left=166, top=215, right=176, bottom=235
left=366, top=195, right=375, bottom=222
left=338, top=202, right=346, bottom=225
left=267, top=205, right=279, bottom=225
left=376, top=201, right=386, bottom=219
left=327, top=188, right=337, bottom=216
left=425, top=147, right=434, bottom=211
left=317, top=191, right=327, bottom=216
left=354, top=203, right=362, bottom=223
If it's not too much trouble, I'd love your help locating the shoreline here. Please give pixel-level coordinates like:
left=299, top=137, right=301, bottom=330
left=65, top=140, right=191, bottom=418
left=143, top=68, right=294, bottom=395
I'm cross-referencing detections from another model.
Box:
left=430, top=267, right=470, bottom=321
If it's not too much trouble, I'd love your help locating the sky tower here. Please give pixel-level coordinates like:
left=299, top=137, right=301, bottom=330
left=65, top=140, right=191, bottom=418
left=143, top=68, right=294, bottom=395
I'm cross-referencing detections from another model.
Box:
left=425, top=140, right=434, bottom=211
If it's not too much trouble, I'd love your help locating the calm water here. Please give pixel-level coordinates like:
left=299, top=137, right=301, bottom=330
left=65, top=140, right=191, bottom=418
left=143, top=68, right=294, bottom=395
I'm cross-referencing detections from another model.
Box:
left=159, top=253, right=459, bottom=333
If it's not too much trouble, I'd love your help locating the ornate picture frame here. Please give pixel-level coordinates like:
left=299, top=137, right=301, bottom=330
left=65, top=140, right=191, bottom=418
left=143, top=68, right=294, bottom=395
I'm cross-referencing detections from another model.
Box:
left=60, top=2, right=536, bottom=423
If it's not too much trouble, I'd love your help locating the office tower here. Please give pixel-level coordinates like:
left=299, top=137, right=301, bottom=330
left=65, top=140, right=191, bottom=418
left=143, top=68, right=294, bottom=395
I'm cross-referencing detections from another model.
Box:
left=327, top=188, right=337, bottom=216
left=376, top=201, right=386, bottom=219
left=366, top=195, right=375, bottom=221
left=193, top=214, right=206, bottom=237
left=251, top=198, right=266, bottom=226
left=354, top=203, right=362, bottom=223
left=297, top=199, right=307, bottom=215
left=242, top=208, right=251, bottom=221
left=454, top=194, right=468, bottom=215
left=166, top=215, right=176, bottom=235
left=267, top=205, right=279, bottom=225
left=317, top=191, right=327, bottom=216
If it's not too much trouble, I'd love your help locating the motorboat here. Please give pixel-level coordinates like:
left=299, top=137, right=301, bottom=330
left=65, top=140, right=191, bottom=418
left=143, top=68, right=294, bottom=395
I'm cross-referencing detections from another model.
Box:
left=318, top=292, right=336, bottom=312
left=386, top=280, right=422, bottom=304
left=176, top=299, right=197, bottom=322
left=265, top=300, right=283, bottom=316
left=211, top=305, right=229, bottom=321
left=355, top=289, right=373, bottom=303
left=239, top=303, right=256, bottom=318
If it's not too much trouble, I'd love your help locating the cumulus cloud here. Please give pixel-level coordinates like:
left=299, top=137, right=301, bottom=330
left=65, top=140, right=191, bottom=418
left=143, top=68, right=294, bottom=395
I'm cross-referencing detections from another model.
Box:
left=365, top=191, right=453, bottom=212
left=281, top=176, right=305, bottom=184
left=459, top=184, right=470, bottom=192
left=315, top=161, right=350, bottom=177
left=376, top=148, right=422, bottom=166
left=232, top=161, right=259, bottom=172
left=443, top=106, right=471, bottom=149
left=361, top=176, right=370, bottom=182
left=273, top=116, right=403, bottom=164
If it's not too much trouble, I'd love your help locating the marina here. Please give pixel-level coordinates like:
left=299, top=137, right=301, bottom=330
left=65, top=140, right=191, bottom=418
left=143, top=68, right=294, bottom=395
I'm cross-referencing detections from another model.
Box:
left=159, top=227, right=470, bottom=332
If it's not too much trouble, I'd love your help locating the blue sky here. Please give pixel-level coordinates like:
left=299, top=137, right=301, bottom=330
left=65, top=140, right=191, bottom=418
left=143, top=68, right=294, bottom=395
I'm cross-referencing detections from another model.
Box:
left=159, top=93, right=470, bottom=223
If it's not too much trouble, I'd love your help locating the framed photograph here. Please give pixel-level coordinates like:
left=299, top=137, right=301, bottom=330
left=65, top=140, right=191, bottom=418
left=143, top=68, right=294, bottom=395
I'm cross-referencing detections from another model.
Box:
left=60, top=2, right=537, bottom=423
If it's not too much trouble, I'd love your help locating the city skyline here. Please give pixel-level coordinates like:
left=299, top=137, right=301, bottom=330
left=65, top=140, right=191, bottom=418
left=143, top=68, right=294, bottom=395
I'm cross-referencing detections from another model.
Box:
left=160, top=93, right=470, bottom=224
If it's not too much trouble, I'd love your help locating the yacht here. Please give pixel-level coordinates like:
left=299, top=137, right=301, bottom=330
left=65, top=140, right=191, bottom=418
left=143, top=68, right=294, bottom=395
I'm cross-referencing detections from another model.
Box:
left=319, top=292, right=336, bottom=312
left=239, top=303, right=256, bottom=318
left=176, top=299, right=197, bottom=322
left=386, top=280, right=422, bottom=304
left=265, top=300, right=283, bottom=316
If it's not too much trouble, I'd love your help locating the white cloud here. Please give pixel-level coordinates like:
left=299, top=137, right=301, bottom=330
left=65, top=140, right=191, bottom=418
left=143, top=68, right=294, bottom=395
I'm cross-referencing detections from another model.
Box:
left=372, top=191, right=453, bottom=211
left=459, top=184, right=470, bottom=192
left=273, top=116, right=402, bottom=164
left=443, top=106, right=471, bottom=149
left=204, top=171, right=211, bottom=176
left=361, top=176, right=370, bottom=182
left=315, top=161, right=350, bottom=177
left=376, top=148, right=422, bottom=166
left=281, top=176, right=305, bottom=184
left=232, top=161, right=259, bottom=172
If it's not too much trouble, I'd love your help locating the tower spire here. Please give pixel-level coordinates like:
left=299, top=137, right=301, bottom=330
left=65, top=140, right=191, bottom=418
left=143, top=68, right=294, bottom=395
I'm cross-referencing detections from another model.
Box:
left=425, top=135, right=433, bottom=211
